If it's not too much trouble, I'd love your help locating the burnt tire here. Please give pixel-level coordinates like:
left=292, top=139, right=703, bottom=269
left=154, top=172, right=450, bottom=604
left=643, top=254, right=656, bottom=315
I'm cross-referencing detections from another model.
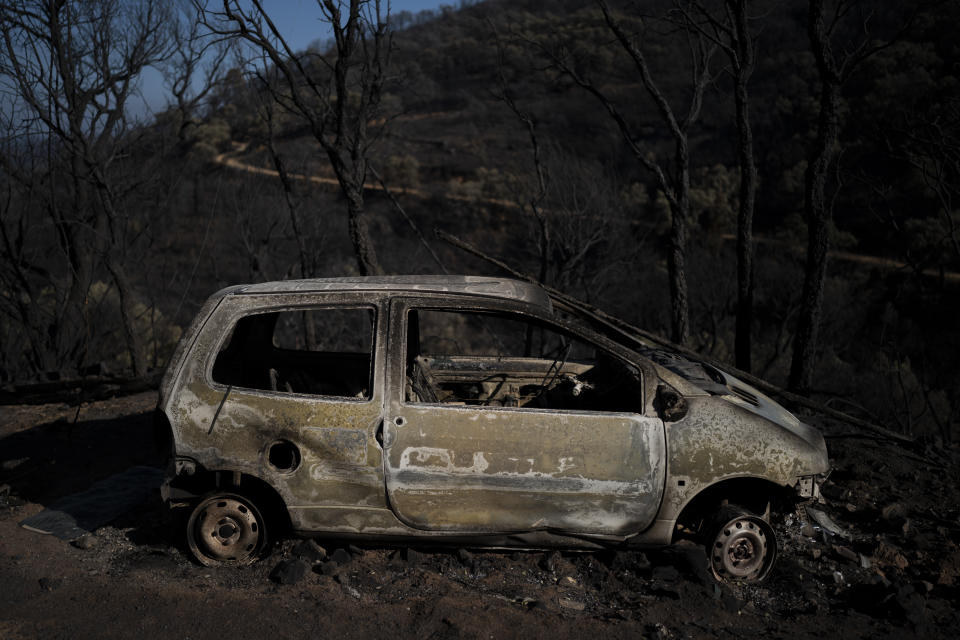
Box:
left=706, top=504, right=776, bottom=582
left=186, top=492, right=268, bottom=566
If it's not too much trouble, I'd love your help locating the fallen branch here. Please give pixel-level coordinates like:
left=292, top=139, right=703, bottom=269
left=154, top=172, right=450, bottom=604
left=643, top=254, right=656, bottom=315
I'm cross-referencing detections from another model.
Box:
left=436, top=229, right=915, bottom=445
left=0, top=373, right=162, bottom=406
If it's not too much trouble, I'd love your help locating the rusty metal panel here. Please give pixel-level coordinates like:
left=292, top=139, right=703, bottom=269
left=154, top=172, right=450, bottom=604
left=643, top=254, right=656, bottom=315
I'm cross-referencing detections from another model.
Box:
left=164, top=292, right=391, bottom=530
left=236, top=276, right=553, bottom=310
left=659, top=396, right=830, bottom=519
left=382, top=405, right=665, bottom=536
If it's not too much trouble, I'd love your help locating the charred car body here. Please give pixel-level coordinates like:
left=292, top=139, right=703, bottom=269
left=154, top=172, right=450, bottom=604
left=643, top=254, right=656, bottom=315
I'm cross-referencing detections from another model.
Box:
left=156, top=276, right=829, bottom=581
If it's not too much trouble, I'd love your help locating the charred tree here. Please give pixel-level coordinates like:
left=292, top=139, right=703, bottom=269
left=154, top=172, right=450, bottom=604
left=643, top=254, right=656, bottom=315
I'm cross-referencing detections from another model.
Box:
left=789, top=0, right=911, bottom=393
left=675, top=0, right=759, bottom=371
left=0, top=0, right=174, bottom=377
left=729, top=0, right=758, bottom=374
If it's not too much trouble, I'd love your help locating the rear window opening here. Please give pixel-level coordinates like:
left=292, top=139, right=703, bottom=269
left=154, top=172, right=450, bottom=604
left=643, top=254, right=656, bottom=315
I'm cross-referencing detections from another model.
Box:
left=212, top=307, right=375, bottom=399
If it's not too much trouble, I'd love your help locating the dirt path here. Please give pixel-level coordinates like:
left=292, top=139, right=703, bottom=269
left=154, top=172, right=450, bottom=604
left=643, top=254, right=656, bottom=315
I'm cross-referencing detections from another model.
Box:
left=4, top=394, right=955, bottom=639
left=213, top=142, right=960, bottom=284
left=732, top=234, right=960, bottom=283
left=213, top=142, right=519, bottom=210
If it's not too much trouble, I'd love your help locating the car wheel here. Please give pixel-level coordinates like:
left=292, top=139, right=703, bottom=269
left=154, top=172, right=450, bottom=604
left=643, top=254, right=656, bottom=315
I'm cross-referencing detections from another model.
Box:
left=706, top=504, right=776, bottom=582
left=186, top=492, right=267, bottom=566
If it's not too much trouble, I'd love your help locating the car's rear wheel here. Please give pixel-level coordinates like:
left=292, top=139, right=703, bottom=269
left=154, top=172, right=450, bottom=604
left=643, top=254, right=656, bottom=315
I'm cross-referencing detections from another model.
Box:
left=186, top=492, right=267, bottom=566
left=706, top=504, right=776, bottom=582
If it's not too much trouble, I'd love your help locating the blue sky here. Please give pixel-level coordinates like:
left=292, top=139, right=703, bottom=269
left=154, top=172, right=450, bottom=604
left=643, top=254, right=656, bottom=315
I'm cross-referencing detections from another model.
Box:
left=252, top=0, right=447, bottom=49
left=134, top=0, right=448, bottom=117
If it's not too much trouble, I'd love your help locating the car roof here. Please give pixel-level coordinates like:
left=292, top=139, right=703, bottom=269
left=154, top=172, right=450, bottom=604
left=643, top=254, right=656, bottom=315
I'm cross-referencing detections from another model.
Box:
left=230, top=275, right=553, bottom=310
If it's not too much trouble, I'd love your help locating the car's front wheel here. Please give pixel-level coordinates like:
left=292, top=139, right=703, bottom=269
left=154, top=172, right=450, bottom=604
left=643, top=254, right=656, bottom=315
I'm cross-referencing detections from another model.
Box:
left=185, top=492, right=267, bottom=566
left=706, top=504, right=776, bottom=582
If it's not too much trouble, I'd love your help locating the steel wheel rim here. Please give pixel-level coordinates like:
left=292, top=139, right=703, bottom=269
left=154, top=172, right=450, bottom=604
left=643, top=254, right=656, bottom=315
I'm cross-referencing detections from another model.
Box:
left=711, top=515, right=773, bottom=581
left=187, top=494, right=263, bottom=565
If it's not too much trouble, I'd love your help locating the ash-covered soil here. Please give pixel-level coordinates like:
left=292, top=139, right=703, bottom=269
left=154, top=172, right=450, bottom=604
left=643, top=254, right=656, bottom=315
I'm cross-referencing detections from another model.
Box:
left=1, top=392, right=958, bottom=639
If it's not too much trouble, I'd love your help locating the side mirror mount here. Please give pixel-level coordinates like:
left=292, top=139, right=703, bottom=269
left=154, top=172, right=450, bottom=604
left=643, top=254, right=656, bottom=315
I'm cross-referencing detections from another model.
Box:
left=655, top=384, right=688, bottom=422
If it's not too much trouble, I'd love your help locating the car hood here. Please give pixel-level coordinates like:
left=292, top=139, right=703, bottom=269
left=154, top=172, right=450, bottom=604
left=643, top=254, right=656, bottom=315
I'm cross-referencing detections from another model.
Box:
left=642, top=349, right=826, bottom=453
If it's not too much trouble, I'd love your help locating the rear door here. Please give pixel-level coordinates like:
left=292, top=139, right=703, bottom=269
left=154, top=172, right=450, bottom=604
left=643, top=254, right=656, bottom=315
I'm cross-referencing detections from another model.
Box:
left=382, top=299, right=666, bottom=536
left=195, top=294, right=388, bottom=530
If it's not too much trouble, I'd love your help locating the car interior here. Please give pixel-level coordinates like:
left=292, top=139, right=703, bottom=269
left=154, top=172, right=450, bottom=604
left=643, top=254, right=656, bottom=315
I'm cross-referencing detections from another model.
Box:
left=404, top=309, right=644, bottom=413
left=211, top=308, right=374, bottom=399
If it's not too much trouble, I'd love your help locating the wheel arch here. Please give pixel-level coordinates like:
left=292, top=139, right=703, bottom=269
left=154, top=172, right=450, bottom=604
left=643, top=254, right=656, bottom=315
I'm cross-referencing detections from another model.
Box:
left=169, top=467, right=292, bottom=535
left=671, top=476, right=795, bottom=542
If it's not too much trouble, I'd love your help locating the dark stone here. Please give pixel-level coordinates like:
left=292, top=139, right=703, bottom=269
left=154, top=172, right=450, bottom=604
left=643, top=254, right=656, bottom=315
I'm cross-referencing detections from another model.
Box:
left=405, top=548, right=425, bottom=565
left=330, top=547, right=352, bottom=566
left=457, top=548, right=475, bottom=566
left=292, top=539, right=326, bottom=563
left=882, top=503, right=908, bottom=520
left=645, top=622, right=672, bottom=640
left=675, top=546, right=712, bottom=587
left=347, top=544, right=364, bottom=556
left=317, top=561, right=339, bottom=576
left=652, top=564, right=681, bottom=582
left=71, top=535, right=97, bottom=550
left=38, top=577, right=62, bottom=592
left=912, top=532, right=939, bottom=553
left=632, top=552, right=652, bottom=575
left=558, top=596, right=586, bottom=611
left=719, top=588, right=742, bottom=613
left=386, top=549, right=404, bottom=568
left=649, top=583, right=682, bottom=600
left=895, top=584, right=927, bottom=631
left=79, top=362, right=105, bottom=377
left=1, top=458, right=27, bottom=471
left=833, top=544, right=859, bottom=563
left=540, top=550, right=561, bottom=573
left=270, top=558, right=311, bottom=585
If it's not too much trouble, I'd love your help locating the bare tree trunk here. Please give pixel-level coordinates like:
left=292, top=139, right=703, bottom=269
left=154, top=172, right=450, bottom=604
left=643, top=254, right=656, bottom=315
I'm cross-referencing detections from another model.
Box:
left=57, top=205, right=106, bottom=370
left=790, top=80, right=841, bottom=392
left=262, top=105, right=311, bottom=279
left=788, top=0, right=912, bottom=392
left=59, top=225, right=95, bottom=368
left=730, top=0, right=757, bottom=372
left=733, top=76, right=757, bottom=371
left=789, top=2, right=842, bottom=393
left=669, top=139, right=692, bottom=346
left=107, top=259, right=147, bottom=377
left=345, top=189, right=382, bottom=276
left=675, top=0, right=758, bottom=364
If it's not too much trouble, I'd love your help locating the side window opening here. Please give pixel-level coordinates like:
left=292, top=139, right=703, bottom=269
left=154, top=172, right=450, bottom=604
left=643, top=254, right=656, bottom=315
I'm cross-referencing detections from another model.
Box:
left=212, top=307, right=375, bottom=399
left=405, top=309, right=642, bottom=413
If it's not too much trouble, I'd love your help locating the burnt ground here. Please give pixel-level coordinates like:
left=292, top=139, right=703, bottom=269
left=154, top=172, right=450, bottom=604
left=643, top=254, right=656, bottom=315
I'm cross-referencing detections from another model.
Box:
left=1, top=392, right=958, bottom=639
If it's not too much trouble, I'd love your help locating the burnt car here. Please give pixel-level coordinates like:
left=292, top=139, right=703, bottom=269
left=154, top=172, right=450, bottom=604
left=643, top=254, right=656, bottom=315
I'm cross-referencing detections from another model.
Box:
left=156, top=276, right=829, bottom=581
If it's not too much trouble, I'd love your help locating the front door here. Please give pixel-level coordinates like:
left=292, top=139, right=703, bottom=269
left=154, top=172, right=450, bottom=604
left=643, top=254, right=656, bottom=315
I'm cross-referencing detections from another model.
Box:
left=382, top=301, right=665, bottom=536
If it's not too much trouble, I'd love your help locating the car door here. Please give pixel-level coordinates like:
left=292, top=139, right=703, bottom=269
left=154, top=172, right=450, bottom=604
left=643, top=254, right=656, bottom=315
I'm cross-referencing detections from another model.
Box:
left=381, top=298, right=666, bottom=537
left=194, top=293, right=388, bottom=531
